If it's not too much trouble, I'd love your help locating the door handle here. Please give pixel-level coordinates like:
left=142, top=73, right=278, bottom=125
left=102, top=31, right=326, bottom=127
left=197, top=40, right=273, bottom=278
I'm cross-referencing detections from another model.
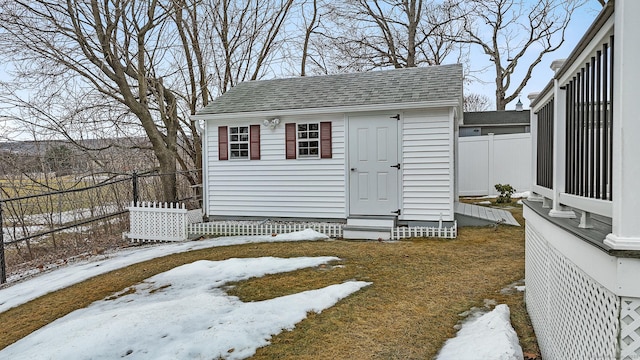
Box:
left=350, top=168, right=357, bottom=171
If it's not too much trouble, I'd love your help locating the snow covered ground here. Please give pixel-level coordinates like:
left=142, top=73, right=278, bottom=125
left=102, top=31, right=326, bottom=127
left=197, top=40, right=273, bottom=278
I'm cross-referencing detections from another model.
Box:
left=0, top=229, right=525, bottom=359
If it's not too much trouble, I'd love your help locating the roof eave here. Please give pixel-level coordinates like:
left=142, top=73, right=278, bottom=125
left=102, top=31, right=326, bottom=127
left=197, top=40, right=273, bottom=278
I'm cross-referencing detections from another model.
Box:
left=192, top=99, right=461, bottom=121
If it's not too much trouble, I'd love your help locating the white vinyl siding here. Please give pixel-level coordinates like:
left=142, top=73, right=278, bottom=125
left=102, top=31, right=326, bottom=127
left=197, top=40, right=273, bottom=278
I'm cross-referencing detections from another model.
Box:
left=206, top=115, right=345, bottom=218
left=401, top=109, right=454, bottom=221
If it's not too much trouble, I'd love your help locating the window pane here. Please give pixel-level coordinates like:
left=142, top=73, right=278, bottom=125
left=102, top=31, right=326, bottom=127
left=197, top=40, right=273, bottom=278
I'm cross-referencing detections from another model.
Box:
left=296, top=123, right=320, bottom=158
left=228, top=126, right=249, bottom=159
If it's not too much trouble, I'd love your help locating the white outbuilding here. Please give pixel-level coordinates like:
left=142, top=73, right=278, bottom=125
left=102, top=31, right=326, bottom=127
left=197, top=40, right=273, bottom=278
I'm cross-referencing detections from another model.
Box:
left=193, top=65, right=464, bottom=239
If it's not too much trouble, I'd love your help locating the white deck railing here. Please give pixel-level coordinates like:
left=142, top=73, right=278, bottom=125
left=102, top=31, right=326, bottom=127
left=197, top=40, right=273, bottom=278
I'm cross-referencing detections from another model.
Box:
left=530, top=4, right=614, bottom=225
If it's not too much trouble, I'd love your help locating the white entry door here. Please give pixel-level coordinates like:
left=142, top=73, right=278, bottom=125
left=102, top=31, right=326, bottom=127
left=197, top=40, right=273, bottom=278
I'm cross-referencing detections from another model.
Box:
left=348, top=115, right=400, bottom=216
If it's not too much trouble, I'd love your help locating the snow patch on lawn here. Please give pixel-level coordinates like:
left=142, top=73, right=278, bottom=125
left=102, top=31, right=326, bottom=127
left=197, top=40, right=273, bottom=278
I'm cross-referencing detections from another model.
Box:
left=436, top=304, right=524, bottom=360
left=0, top=229, right=329, bottom=313
left=0, top=256, right=371, bottom=360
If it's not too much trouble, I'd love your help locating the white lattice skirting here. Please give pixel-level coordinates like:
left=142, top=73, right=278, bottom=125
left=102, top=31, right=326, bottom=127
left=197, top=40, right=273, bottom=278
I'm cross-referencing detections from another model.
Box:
left=621, top=298, right=640, bottom=359
left=188, top=222, right=344, bottom=239
left=127, top=202, right=203, bottom=242
left=526, top=223, right=620, bottom=360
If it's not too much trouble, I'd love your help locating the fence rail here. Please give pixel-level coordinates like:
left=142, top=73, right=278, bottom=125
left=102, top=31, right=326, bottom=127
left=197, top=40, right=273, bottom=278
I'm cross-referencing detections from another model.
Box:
left=0, top=169, right=201, bottom=283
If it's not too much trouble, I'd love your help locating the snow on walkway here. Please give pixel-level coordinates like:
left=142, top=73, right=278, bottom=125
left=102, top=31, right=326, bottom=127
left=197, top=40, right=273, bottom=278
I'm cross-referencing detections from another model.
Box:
left=0, top=229, right=329, bottom=313
left=0, top=256, right=371, bottom=359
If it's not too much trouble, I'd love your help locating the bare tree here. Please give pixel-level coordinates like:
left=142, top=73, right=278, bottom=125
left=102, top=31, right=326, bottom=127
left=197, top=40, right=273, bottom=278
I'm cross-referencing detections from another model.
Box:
left=458, top=0, right=581, bottom=110
left=463, top=93, right=492, bottom=112
left=320, top=0, right=464, bottom=71
left=300, top=0, right=319, bottom=76
left=0, top=0, right=294, bottom=201
left=208, top=0, right=295, bottom=93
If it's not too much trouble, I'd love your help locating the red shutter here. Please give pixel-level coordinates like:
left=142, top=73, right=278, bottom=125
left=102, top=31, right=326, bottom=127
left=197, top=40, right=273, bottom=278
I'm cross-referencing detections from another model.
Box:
left=285, top=123, right=296, bottom=159
left=218, top=126, right=228, bottom=161
left=320, top=121, right=332, bottom=159
left=250, top=124, right=260, bottom=160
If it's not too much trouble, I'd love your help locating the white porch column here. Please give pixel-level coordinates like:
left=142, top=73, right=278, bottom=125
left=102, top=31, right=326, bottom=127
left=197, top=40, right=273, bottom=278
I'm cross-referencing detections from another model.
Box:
left=604, top=0, right=640, bottom=249
left=549, top=79, right=575, bottom=218
left=527, top=93, right=544, bottom=202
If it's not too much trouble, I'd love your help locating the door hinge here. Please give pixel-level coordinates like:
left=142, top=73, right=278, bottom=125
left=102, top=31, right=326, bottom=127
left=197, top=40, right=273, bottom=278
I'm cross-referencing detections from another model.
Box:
left=390, top=163, right=401, bottom=169
left=390, top=114, right=400, bottom=120
left=391, top=209, right=401, bottom=215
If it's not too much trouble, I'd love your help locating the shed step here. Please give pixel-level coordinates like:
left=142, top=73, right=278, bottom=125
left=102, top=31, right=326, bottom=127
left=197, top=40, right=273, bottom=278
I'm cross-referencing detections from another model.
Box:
left=343, top=226, right=392, bottom=240
left=347, top=217, right=396, bottom=228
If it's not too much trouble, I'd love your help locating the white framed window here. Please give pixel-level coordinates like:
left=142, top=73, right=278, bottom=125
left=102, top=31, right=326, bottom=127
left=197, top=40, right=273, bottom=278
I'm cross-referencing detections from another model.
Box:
left=297, top=123, right=319, bottom=158
left=229, top=126, right=249, bottom=159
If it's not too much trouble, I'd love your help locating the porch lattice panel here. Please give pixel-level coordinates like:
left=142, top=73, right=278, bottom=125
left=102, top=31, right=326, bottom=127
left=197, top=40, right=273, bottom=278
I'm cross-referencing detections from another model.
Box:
left=621, top=298, right=640, bottom=359
left=525, top=224, right=619, bottom=360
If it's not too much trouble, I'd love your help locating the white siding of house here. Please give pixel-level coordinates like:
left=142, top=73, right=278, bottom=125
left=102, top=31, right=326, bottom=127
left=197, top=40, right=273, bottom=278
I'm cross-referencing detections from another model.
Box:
left=401, top=109, right=454, bottom=221
left=205, top=114, right=346, bottom=218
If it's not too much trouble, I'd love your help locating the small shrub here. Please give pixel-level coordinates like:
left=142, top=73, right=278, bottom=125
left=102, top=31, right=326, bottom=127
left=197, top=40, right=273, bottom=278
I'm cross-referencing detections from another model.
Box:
left=495, top=183, right=516, bottom=204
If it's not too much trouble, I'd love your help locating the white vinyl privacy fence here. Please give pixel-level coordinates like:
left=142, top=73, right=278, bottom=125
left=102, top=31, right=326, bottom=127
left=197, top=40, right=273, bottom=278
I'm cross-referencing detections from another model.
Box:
left=458, top=133, right=531, bottom=196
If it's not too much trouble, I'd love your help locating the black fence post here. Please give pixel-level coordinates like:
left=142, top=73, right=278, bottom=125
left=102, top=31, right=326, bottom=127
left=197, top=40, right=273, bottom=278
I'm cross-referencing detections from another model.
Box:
left=0, top=196, right=6, bottom=284
left=132, top=171, right=139, bottom=205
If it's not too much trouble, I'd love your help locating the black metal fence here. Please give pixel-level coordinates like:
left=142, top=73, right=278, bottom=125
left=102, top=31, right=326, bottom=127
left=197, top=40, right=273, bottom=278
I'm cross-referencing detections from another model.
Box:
left=0, top=169, right=200, bottom=283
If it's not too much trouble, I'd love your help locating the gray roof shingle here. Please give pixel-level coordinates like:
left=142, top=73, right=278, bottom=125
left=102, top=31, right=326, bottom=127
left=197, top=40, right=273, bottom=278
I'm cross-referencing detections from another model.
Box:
left=197, top=64, right=463, bottom=115
left=462, top=110, right=530, bottom=126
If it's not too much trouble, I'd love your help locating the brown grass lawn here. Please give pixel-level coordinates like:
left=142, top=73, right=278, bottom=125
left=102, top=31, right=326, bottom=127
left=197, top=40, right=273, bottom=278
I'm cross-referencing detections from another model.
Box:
left=0, top=206, right=538, bottom=359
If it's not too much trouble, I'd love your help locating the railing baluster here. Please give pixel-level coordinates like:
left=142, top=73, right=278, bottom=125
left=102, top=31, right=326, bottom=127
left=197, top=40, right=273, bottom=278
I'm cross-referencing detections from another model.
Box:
left=590, top=56, right=596, bottom=198
left=595, top=51, right=602, bottom=199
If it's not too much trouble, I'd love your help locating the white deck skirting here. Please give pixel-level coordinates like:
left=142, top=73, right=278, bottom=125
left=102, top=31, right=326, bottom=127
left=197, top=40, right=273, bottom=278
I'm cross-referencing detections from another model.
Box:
left=454, top=202, right=520, bottom=226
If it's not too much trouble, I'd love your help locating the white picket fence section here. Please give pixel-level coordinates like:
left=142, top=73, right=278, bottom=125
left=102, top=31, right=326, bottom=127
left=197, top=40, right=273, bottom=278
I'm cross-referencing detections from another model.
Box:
left=188, top=222, right=344, bottom=239
left=458, top=133, right=531, bottom=196
left=127, top=202, right=203, bottom=243
left=391, top=222, right=457, bottom=240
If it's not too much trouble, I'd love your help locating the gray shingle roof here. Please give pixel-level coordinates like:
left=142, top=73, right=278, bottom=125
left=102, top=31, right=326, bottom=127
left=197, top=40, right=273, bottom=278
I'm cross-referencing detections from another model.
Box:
left=462, top=110, right=530, bottom=126
left=197, top=65, right=463, bottom=115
